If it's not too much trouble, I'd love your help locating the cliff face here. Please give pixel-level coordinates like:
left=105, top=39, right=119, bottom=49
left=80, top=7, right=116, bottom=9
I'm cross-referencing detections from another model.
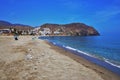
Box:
left=39, top=23, right=100, bottom=36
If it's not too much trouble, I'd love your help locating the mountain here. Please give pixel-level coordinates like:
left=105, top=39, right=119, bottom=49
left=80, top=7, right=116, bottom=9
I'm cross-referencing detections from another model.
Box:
left=0, top=20, right=100, bottom=36
left=39, top=23, right=100, bottom=36
left=0, top=20, right=33, bottom=30
left=12, top=24, right=34, bottom=30
left=0, top=20, right=12, bottom=28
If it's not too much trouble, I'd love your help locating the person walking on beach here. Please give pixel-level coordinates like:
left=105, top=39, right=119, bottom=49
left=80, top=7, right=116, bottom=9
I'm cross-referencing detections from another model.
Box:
left=13, top=28, right=19, bottom=40
left=14, top=34, right=18, bottom=40
left=14, top=33, right=18, bottom=40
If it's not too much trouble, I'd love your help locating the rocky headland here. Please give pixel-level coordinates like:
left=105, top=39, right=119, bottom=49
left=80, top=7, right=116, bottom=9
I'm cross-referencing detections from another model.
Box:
left=39, top=23, right=100, bottom=36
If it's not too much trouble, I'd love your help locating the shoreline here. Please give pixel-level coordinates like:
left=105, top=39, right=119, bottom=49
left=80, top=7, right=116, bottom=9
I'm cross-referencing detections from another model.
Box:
left=40, top=36, right=120, bottom=75
left=45, top=40, right=120, bottom=80
left=0, top=36, right=120, bottom=80
left=47, top=40, right=120, bottom=75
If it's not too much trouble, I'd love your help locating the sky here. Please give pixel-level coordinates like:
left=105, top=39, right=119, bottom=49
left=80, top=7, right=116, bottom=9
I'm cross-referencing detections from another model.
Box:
left=0, top=0, right=120, bottom=34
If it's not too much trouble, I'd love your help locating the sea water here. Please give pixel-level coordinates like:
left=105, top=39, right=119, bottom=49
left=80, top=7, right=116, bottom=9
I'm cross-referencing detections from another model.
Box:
left=39, top=34, right=120, bottom=75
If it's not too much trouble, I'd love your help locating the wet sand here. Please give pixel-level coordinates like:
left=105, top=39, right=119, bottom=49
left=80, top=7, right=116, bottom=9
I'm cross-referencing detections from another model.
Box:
left=0, top=36, right=120, bottom=80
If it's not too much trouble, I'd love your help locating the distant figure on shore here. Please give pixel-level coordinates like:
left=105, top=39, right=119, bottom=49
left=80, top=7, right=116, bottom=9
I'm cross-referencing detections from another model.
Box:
left=14, top=32, right=19, bottom=40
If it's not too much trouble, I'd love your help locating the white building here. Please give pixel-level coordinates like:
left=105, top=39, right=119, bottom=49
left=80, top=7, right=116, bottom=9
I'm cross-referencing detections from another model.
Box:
left=40, top=28, right=51, bottom=36
left=54, top=31, right=60, bottom=35
left=0, top=29, right=11, bottom=34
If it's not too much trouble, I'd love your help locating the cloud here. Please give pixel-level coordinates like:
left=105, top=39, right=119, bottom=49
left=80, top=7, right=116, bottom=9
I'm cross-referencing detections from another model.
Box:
left=58, top=0, right=86, bottom=10
left=95, top=9, right=120, bottom=18
left=63, top=1, right=80, bottom=10
left=92, top=6, right=120, bottom=23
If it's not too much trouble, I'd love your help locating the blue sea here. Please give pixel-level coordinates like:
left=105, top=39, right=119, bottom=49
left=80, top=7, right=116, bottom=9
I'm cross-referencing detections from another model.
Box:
left=39, top=34, right=120, bottom=75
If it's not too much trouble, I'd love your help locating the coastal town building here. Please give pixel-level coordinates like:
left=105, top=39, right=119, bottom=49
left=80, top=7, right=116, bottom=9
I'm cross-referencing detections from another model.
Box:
left=0, top=28, right=35, bottom=35
left=0, top=29, right=11, bottom=35
left=39, top=28, right=51, bottom=36
left=54, top=29, right=61, bottom=35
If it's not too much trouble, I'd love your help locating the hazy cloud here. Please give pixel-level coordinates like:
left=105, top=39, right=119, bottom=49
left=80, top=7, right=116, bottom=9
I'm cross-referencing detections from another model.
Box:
left=58, top=0, right=87, bottom=10
left=63, top=1, right=80, bottom=10
left=92, top=6, right=120, bottom=23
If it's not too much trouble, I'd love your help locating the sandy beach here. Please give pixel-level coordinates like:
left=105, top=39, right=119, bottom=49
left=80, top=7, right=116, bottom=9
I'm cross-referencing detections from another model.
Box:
left=0, top=36, right=120, bottom=80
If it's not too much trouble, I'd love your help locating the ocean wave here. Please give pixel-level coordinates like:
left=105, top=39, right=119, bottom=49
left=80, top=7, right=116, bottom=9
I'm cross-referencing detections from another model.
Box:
left=65, top=46, right=94, bottom=57
left=64, top=46, right=120, bottom=69
left=104, top=58, right=120, bottom=68
left=52, top=42, right=56, bottom=45
left=65, top=46, right=77, bottom=51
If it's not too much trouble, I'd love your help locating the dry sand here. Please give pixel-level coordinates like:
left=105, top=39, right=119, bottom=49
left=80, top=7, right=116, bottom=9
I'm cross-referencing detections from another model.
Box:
left=0, top=36, right=119, bottom=80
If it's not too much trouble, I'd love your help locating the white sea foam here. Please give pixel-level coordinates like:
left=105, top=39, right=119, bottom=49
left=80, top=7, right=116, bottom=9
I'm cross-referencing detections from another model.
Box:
left=76, top=50, right=94, bottom=57
left=65, top=46, right=94, bottom=57
left=53, top=42, right=56, bottom=45
left=65, top=46, right=120, bottom=69
left=104, top=58, right=120, bottom=68
left=65, top=46, right=77, bottom=51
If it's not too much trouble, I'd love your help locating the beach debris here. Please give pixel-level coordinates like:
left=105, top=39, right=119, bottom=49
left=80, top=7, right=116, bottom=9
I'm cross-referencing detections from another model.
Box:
left=33, top=66, right=37, bottom=70
left=25, top=54, right=33, bottom=60
left=32, top=36, right=38, bottom=40
left=41, top=53, right=45, bottom=56
left=28, top=49, right=32, bottom=52
left=25, top=49, right=33, bottom=60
